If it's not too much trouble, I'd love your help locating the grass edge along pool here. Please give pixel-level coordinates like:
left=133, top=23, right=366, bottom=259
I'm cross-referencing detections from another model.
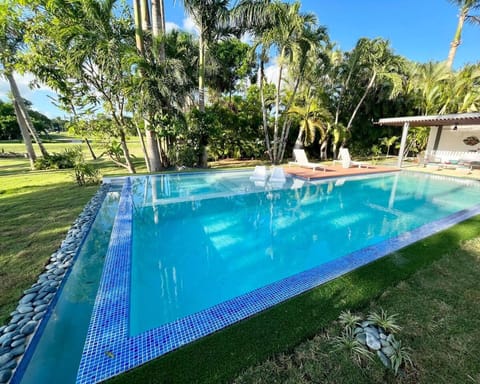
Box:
left=76, top=171, right=480, bottom=384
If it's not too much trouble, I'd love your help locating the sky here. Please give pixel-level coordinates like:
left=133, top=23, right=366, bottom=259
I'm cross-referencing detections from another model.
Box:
left=1, top=0, right=479, bottom=119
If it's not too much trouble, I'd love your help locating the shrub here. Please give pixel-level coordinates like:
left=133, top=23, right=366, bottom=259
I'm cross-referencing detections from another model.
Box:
left=73, top=162, right=100, bottom=186
left=174, top=144, right=197, bottom=167
left=34, top=147, right=81, bottom=170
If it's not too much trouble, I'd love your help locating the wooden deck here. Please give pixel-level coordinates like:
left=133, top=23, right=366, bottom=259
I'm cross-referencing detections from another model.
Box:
left=284, top=164, right=399, bottom=180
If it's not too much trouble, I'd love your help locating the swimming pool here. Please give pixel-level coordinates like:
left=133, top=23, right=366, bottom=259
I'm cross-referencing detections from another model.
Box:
left=73, top=170, right=480, bottom=383
left=130, top=171, right=480, bottom=335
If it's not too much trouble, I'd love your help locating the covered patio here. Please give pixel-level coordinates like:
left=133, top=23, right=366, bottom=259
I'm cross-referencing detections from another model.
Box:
left=376, top=112, right=480, bottom=167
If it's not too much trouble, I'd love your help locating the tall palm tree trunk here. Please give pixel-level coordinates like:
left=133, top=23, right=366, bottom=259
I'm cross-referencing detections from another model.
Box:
left=133, top=0, right=145, bottom=53
left=198, top=31, right=206, bottom=113
left=84, top=138, right=97, bottom=159
left=259, top=60, right=273, bottom=162
left=119, top=129, right=136, bottom=173
left=135, top=0, right=162, bottom=172
left=6, top=72, right=37, bottom=167
left=23, top=111, right=48, bottom=158
left=12, top=100, right=36, bottom=168
left=198, top=32, right=208, bottom=167
left=151, top=0, right=168, bottom=170
left=6, top=72, right=48, bottom=158
left=135, top=124, right=149, bottom=166
left=133, top=0, right=150, bottom=172
left=446, top=6, right=468, bottom=69
left=151, top=0, right=166, bottom=61
left=346, top=71, right=376, bottom=131
left=278, top=75, right=302, bottom=162
left=140, top=0, right=151, bottom=29
left=272, top=53, right=284, bottom=164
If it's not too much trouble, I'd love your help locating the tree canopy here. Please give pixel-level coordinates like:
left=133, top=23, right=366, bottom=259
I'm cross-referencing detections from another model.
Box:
left=1, top=0, right=478, bottom=170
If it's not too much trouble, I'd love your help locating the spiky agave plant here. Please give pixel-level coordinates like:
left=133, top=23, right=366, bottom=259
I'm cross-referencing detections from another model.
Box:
left=367, top=309, right=402, bottom=333
left=331, top=327, right=373, bottom=365
left=389, top=336, right=413, bottom=375
left=338, top=310, right=362, bottom=330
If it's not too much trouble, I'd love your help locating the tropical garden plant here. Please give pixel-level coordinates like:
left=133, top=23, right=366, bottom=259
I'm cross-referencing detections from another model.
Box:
left=0, top=1, right=49, bottom=167
left=0, top=0, right=478, bottom=171
left=333, top=309, right=412, bottom=376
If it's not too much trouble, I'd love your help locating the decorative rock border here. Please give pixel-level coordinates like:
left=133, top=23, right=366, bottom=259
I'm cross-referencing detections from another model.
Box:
left=355, top=322, right=396, bottom=369
left=0, top=185, right=110, bottom=384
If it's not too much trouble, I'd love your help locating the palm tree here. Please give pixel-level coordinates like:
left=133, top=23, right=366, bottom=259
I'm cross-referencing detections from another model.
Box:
left=0, top=2, right=49, bottom=163
left=380, top=136, right=399, bottom=157
left=270, top=2, right=319, bottom=164
left=345, top=38, right=403, bottom=133
left=446, top=0, right=480, bottom=69
left=440, top=64, right=480, bottom=113
left=130, top=31, right=193, bottom=167
left=27, top=0, right=137, bottom=172
left=413, top=62, right=452, bottom=114
left=180, top=0, right=231, bottom=167
left=289, top=100, right=332, bottom=149
left=239, top=1, right=324, bottom=164
left=133, top=0, right=166, bottom=171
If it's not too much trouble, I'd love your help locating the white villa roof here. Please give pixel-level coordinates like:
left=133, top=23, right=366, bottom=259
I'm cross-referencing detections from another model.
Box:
left=376, top=113, right=480, bottom=127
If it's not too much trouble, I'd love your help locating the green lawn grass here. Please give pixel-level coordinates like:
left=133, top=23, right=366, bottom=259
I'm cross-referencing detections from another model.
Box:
left=0, top=137, right=146, bottom=164
left=0, top=161, right=98, bottom=325
left=1, top=138, right=480, bottom=383
left=0, top=138, right=147, bottom=324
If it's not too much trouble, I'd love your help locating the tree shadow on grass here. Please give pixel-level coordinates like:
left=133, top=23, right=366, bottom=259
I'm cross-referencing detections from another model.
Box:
left=0, top=160, right=31, bottom=177
left=0, top=181, right=98, bottom=324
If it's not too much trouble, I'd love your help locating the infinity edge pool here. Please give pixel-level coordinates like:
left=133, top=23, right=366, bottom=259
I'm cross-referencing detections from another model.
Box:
left=76, top=171, right=480, bottom=383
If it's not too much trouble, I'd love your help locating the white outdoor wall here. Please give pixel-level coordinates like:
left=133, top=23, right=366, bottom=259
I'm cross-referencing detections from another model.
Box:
left=426, top=126, right=480, bottom=152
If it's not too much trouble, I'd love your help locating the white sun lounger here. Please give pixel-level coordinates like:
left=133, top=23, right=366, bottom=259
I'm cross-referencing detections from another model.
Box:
left=333, top=148, right=373, bottom=169
left=269, top=167, right=287, bottom=186
left=250, top=165, right=268, bottom=181
left=288, top=149, right=326, bottom=172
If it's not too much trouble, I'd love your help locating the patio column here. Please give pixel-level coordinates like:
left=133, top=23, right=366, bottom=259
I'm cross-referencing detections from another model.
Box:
left=397, top=122, right=409, bottom=168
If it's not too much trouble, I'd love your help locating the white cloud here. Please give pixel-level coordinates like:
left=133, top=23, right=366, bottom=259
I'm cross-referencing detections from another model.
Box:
left=0, top=72, right=67, bottom=118
left=0, top=72, right=54, bottom=101
left=182, top=16, right=199, bottom=35
left=264, top=60, right=280, bottom=86
left=165, top=21, right=180, bottom=32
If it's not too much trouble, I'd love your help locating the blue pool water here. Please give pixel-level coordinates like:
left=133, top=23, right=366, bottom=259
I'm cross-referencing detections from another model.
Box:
left=130, top=171, right=289, bottom=206
left=129, top=171, right=480, bottom=336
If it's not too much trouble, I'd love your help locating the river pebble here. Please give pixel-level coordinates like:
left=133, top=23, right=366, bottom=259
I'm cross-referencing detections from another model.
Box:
left=0, top=369, right=13, bottom=383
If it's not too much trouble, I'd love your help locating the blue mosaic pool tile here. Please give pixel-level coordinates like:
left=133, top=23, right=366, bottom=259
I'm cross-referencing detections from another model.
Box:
left=76, top=174, right=480, bottom=384
left=76, top=178, right=133, bottom=384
